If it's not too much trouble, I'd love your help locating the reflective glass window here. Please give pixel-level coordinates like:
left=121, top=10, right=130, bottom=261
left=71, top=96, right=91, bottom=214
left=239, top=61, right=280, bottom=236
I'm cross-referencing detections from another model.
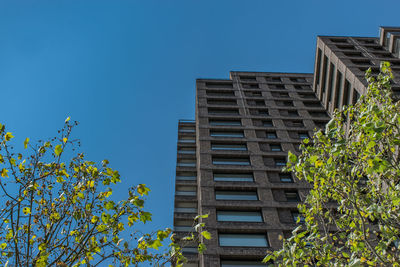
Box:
left=217, top=211, right=263, bottom=222
left=215, top=191, right=258, bottom=201
left=219, top=234, right=268, bottom=247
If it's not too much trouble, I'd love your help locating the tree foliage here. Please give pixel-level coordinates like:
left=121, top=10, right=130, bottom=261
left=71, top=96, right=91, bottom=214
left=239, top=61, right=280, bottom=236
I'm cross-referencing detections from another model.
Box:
left=265, top=62, right=400, bottom=266
left=0, top=119, right=206, bottom=266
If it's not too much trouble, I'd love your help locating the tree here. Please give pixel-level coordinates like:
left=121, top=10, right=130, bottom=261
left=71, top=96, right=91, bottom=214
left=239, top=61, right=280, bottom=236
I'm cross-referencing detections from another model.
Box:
left=0, top=118, right=208, bottom=266
left=265, top=62, right=400, bottom=266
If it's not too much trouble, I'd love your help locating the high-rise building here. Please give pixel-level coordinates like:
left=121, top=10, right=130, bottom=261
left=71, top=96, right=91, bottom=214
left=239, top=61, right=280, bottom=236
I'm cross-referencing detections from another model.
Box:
left=173, top=26, right=400, bottom=267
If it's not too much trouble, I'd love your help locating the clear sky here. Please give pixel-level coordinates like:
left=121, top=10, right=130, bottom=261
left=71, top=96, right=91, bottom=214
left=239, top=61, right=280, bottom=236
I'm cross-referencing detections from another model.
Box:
left=1, top=0, right=400, bottom=260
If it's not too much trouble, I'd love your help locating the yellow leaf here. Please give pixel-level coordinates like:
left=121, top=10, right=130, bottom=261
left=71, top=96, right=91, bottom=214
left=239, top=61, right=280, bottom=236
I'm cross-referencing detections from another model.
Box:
left=65, top=116, right=70, bottom=123
left=4, top=132, right=14, bottom=141
left=315, top=160, right=323, bottom=167
left=1, top=169, right=8, bottom=178
left=23, top=207, right=31, bottom=215
left=24, top=137, right=29, bottom=149
left=88, top=180, right=95, bottom=188
left=63, top=137, right=68, bottom=143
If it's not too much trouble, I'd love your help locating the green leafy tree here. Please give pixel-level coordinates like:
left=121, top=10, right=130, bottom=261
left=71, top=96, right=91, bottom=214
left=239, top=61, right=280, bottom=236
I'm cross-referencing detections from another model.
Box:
left=0, top=118, right=207, bottom=266
left=265, top=62, right=400, bottom=266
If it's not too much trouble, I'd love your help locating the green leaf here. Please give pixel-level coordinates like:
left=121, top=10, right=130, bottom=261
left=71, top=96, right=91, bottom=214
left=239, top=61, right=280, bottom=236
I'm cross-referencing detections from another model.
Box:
left=309, top=155, right=318, bottom=164
left=288, top=151, right=298, bottom=163
left=198, top=243, right=206, bottom=253
left=104, top=201, right=114, bottom=210
left=0, top=243, right=7, bottom=250
left=54, top=144, right=63, bottom=156
left=194, top=214, right=209, bottom=220
left=201, top=231, right=212, bottom=240
left=101, top=213, right=110, bottom=224
left=148, top=239, right=162, bottom=250
left=137, top=184, right=150, bottom=196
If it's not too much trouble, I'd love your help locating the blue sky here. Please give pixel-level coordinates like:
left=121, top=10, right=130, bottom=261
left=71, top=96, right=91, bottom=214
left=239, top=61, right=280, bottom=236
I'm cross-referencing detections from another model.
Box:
left=1, top=0, right=400, bottom=258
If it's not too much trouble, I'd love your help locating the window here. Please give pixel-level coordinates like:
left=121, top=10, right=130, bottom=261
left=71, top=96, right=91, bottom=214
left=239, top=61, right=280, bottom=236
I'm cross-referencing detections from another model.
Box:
left=327, top=63, right=335, bottom=101
left=175, top=202, right=197, bottom=213
left=284, top=120, right=304, bottom=127
left=215, top=191, right=258, bottom=200
left=206, top=90, right=235, bottom=97
left=268, top=84, right=285, bottom=89
left=343, top=80, right=351, bottom=106
left=206, top=82, right=233, bottom=88
left=316, top=48, right=322, bottom=85
left=292, top=211, right=305, bottom=223
left=279, top=173, right=293, bottom=183
left=208, top=108, right=239, bottom=115
left=290, top=77, right=307, bottom=83
left=207, top=99, right=237, bottom=105
left=213, top=173, right=254, bottom=182
left=177, top=159, right=196, bottom=167
left=272, top=92, right=289, bottom=98
left=178, top=136, right=195, bottom=143
left=265, top=76, right=281, bottom=82
left=174, top=220, right=193, bottom=232
left=242, top=83, right=259, bottom=89
left=303, top=101, right=321, bottom=107
left=298, top=93, right=315, bottom=99
left=176, top=172, right=196, bottom=181
left=212, top=157, right=250, bottom=166
left=352, top=90, right=360, bottom=104
left=275, top=158, right=286, bottom=167
left=176, top=186, right=197, bottom=196
left=330, top=38, right=348, bottom=43
left=263, top=120, right=273, bottom=127
left=181, top=247, right=198, bottom=254
left=245, top=91, right=262, bottom=97
left=288, top=110, right=299, bottom=117
left=343, top=51, right=364, bottom=57
left=179, top=126, right=195, bottom=133
left=178, top=147, right=196, bottom=154
left=314, top=120, right=328, bottom=129
left=217, top=211, right=263, bottom=222
left=211, top=143, right=247, bottom=151
left=219, top=234, right=269, bottom=247
left=336, top=44, right=356, bottom=50
left=351, top=59, right=372, bottom=65
left=276, top=101, right=293, bottom=107
left=220, top=261, right=267, bottom=267
left=209, top=119, right=241, bottom=126
left=285, top=191, right=300, bottom=202
left=266, top=132, right=277, bottom=139
left=210, top=131, right=244, bottom=138
left=240, top=76, right=257, bottom=81
left=334, top=71, right=343, bottom=109
left=321, top=55, right=329, bottom=94
left=309, top=111, right=328, bottom=118
left=258, top=109, right=269, bottom=116
left=298, top=132, right=309, bottom=140
left=284, top=101, right=294, bottom=106
left=270, top=144, right=282, bottom=152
